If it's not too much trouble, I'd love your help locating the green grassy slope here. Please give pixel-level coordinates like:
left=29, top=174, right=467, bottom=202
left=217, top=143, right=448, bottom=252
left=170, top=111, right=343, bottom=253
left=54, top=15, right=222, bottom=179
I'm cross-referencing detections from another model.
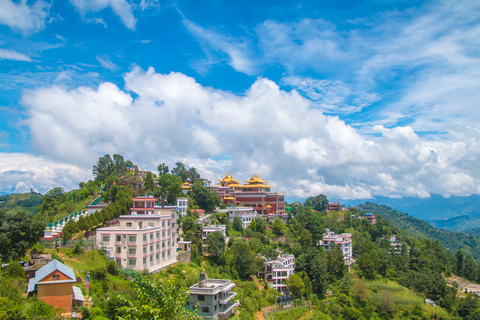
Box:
left=0, top=192, right=43, bottom=215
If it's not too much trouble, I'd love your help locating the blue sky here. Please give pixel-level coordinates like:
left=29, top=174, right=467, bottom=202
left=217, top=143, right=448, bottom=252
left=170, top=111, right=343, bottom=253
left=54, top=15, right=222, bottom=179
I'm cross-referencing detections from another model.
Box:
left=1, top=0, right=479, bottom=200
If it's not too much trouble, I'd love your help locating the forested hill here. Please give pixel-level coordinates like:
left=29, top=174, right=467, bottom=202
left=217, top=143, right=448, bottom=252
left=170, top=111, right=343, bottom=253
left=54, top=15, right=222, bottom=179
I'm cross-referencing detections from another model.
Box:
left=357, top=202, right=480, bottom=259
left=0, top=192, right=43, bottom=215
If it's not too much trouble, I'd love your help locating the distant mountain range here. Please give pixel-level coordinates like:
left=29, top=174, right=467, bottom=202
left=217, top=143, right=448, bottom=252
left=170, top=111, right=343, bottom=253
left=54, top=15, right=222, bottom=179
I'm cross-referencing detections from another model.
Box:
left=336, top=194, right=480, bottom=232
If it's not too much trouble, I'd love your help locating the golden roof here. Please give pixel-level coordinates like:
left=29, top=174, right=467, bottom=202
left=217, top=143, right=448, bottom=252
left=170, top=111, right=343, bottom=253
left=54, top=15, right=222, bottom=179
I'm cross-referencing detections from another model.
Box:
left=224, top=196, right=235, bottom=200
left=234, top=184, right=272, bottom=188
left=244, top=174, right=268, bottom=185
left=219, top=173, right=239, bottom=184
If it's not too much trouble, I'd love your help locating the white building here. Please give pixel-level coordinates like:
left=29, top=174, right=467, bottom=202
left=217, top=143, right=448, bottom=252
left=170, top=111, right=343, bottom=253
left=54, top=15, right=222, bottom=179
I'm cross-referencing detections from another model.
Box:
left=187, top=276, right=236, bottom=320
left=389, top=236, right=403, bottom=254
left=321, top=229, right=355, bottom=266
left=96, top=205, right=179, bottom=273
left=202, top=225, right=227, bottom=240
left=176, top=197, right=188, bottom=217
left=217, top=207, right=257, bottom=229
left=264, top=253, right=295, bottom=293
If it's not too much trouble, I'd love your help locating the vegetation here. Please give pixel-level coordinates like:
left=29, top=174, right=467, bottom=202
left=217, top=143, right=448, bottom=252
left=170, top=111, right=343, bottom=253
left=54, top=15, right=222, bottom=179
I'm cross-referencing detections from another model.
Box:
left=0, top=192, right=43, bottom=215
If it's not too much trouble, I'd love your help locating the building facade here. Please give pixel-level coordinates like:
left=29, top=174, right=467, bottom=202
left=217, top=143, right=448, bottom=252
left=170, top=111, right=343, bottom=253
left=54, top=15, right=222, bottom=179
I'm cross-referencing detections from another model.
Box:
left=322, top=229, right=355, bottom=267
left=217, top=207, right=257, bottom=229
left=362, top=213, right=377, bottom=225
left=96, top=201, right=179, bottom=273
left=187, top=276, right=236, bottom=320
left=264, top=253, right=295, bottom=293
left=202, top=225, right=227, bottom=240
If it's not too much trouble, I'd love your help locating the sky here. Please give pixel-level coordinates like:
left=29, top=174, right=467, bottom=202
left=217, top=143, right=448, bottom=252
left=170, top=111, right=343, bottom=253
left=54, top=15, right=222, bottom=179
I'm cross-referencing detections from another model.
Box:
left=0, top=0, right=479, bottom=201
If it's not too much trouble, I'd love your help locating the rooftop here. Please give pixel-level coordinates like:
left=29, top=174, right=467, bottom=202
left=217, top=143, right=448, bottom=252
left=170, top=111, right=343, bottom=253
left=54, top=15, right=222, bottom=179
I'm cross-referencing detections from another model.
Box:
left=188, top=279, right=235, bottom=295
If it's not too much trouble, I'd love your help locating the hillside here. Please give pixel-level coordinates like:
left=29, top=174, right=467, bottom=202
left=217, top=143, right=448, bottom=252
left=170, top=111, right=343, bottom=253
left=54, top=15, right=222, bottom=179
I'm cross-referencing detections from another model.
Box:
left=0, top=192, right=43, bottom=215
left=430, top=215, right=480, bottom=232
left=356, top=202, right=480, bottom=259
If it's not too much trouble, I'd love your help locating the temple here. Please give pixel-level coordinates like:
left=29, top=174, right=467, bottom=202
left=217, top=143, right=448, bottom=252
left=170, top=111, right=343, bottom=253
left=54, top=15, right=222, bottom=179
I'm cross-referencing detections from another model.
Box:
left=209, top=173, right=285, bottom=216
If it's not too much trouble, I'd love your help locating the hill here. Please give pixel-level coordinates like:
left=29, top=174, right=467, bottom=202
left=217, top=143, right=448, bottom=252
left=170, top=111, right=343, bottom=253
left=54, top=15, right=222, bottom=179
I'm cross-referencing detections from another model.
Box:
left=356, top=202, right=480, bottom=259
left=0, top=192, right=43, bottom=215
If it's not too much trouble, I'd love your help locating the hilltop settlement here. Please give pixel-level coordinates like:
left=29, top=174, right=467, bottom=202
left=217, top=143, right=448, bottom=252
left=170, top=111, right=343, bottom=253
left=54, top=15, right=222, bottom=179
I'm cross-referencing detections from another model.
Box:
left=2, top=154, right=480, bottom=320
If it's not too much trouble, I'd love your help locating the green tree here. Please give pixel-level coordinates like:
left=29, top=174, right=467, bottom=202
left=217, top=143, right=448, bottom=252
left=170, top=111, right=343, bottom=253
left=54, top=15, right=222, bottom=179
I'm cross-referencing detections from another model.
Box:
left=231, top=240, right=256, bottom=280
left=264, top=246, right=278, bottom=260
left=144, top=172, right=154, bottom=192
left=326, top=243, right=346, bottom=281
left=191, top=180, right=219, bottom=213
left=206, top=231, right=225, bottom=261
left=233, top=216, right=243, bottom=232
left=157, top=174, right=183, bottom=205
left=27, top=299, right=57, bottom=319
left=272, top=217, right=284, bottom=234
left=93, top=154, right=115, bottom=182
left=464, top=255, right=478, bottom=281
left=456, top=250, right=465, bottom=276
left=62, top=219, right=79, bottom=240
left=157, top=163, right=169, bottom=176
left=0, top=211, right=44, bottom=262
left=296, top=247, right=327, bottom=297
left=117, top=278, right=197, bottom=320
left=3, top=259, right=25, bottom=279
left=77, top=216, right=89, bottom=231
left=286, top=274, right=305, bottom=299
left=113, top=154, right=126, bottom=176
left=304, top=194, right=329, bottom=212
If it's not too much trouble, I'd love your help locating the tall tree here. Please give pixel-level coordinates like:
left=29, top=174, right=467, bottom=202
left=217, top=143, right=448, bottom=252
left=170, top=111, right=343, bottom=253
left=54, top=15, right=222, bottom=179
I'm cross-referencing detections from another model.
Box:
left=456, top=250, right=465, bottom=276
left=206, top=231, right=225, bottom=261
left=286, top=274, right=305, bottom=299
left=326, top=243, right=346, bottom=281
left=233, top=216, right=243, bottom=232
left=156, top=174, right=183, bottom=205
left=231, top=240, right=256, bottom=280
left=93, top=154, right=115, bottom=182
left=157, top=163, right=169, bottom=176
left=144, top=172, right=154, bottom=192
left=296, top=247, right=327, bottom=298
left=304, top=194, right=329, bottom=212
left=113, top=154, right=126, bottom=176
left=191, top=180, right=219, bottom=213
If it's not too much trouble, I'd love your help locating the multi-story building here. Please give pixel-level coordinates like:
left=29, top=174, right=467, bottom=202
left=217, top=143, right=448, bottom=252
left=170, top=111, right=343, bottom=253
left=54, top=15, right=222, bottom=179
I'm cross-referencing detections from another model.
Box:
left=209, top=174, right=285, bottom=216
left=321, top=229, right=355, bottom=267
left=362, top=213, right=377, bottom=225
left=216, top=207, right=257, bottom=229
left=389, top=236, right=403, bottom=254
left=176, top=197, right=188, bottom=216
left=96, top=198, right=179, bottom=273
left=187, top=275, right=236, bottom=320
left=263, top=253, right=295, bottom=293
left=328, top=201, right=340, bottom=211
left=202, top=224, right=227, bottom=240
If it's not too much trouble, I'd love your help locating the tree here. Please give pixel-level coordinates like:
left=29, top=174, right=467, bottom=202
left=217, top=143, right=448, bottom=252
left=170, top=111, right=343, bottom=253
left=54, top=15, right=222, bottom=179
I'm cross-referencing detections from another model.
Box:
left=206, top=231, right=225, bottom=261
left=3, top=259, right=25, bottom=279
left=157, top=163, right=169, bottom=176
left=296, top=247, right=327, bottom=297
left=157, top=174, right=183, bottom=205
left=191, top=180, right=219, bottom=213
left=113, top=154, right=126, bottom=176
left=326, top=243, right=346, bottom=281
left=233, top=217, right=243, bottom=232
left=286, top=274, right=305, bottom=299
left=464, top=255, right=478, bottom=281
left=272, top=217, right=284, bottom=234
left=456, top=250, right=465, bottom=276
left=144, top=172, right=154, bottom=192
left=377, top=290, right=395, bottom=318
left=304, top=194, right=329, bottom=212
left=62, top=219, right=79, bottom=240
left=117, top=278, right=197, bottom=320
left=231, top=240, right=256, bottom=280
left=0, top=211, right=44, bottom=262
left=93, top=154, right=115, bottom=182
left=264, top=246, right=278, bottom=260
left=77, top=216, right=89, bottom=231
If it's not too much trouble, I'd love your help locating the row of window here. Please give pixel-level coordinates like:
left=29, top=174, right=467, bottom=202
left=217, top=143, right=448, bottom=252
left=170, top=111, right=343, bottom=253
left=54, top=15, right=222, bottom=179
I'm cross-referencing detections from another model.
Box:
left=125, top=220, right=171, bottom=228
left=128, top=250, right=171, bottom=266
left=116, top=240, right=173, bottom=254
left=103, top=230, right=173, bottom=243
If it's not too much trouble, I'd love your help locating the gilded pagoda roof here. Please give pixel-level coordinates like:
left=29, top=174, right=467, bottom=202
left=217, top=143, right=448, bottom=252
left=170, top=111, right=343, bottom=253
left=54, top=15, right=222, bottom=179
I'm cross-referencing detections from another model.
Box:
left=219, top=173, right=239, bottom=184
left=244, top=174, right=268, bottom=184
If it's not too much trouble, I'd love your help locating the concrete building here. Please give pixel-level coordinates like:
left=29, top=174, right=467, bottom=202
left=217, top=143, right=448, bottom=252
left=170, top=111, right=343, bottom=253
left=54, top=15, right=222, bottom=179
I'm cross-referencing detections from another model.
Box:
left=187, top=275, right=236, bottom=320
left=264, top=253, right=295, bottom=293
left=328, top=201, right=340, bottom=211
left=96, top=204, right=179, bottom=273
left=177, top=197, right=188, bottom=217
left=362, top=213, right=377, bottom=225
left=27, top=259, right=84, bottom=313
left=322, top=229, right=355, bottom=267
left=216, top=207, right=257, bottom=229
left=202, top=225, right=227, bottom=240
left=389, top=236, right=403, bottom=254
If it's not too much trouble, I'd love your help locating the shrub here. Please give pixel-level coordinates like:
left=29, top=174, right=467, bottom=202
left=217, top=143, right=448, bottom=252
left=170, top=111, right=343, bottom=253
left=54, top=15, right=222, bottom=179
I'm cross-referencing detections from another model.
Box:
left=27, top=299, right=57, bottom=319
left=91, top=267, right=108, bottom=281
left=73, top=243, right=84, bottom=255
left=106, top=261, right=119, bottom=276
left=3, top=260, right=25, bottom=279
left=30, top=244, right=45, bottom=255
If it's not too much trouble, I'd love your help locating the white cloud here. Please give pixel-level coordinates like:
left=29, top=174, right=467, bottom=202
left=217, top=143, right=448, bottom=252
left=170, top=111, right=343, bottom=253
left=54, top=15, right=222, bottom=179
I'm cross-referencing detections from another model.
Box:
left=0, top=49, right=32, bottom=62
left=96, top=54, right=118, bottom=71
left=18, top=67, right=480, bottom=199
left=0, top=0, right=50, bottom=34
left=0, top=153, right=92, bottom=194
left=70, top=0, right=137, bottom=30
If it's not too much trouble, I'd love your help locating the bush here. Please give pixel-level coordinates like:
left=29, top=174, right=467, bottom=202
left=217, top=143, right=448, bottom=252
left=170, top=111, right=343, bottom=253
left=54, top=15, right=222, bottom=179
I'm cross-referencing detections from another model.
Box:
left=51, top=252, right=64, bottom=264
left=3, top=260, right=25, bottom=279
left=106, top=261, right=119, bottom=276
left=91, top=267, right=108, bottom=281
left=73, top=243, right=84, bottom=255
left=27, top=299, right=57, bottom=319
left=30, top=244, right=45, bottom=255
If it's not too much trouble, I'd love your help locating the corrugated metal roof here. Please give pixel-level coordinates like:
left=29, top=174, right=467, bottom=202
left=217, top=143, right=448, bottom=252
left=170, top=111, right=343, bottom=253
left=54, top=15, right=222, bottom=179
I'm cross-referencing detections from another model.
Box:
left=27, top=277, right=36, bottom=293
left=35, top=259, right=76, bottom=282
left=72, top=286, right=85, bottom=301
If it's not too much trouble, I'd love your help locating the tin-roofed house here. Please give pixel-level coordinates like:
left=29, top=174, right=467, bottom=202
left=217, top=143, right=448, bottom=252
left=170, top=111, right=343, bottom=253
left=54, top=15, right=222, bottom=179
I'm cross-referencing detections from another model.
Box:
left=27, top=259, right=84, bottom=313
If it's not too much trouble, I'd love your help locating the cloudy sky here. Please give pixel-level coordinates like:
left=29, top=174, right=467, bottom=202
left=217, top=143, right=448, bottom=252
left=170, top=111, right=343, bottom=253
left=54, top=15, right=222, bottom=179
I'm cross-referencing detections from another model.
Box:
left=0, top=0, right=479, bottom=200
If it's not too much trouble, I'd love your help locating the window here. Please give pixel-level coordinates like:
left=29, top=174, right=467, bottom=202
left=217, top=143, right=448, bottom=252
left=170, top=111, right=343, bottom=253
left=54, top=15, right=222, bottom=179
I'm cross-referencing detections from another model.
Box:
left=167, top=221, right=170, bottom=226
left=168, top=250, right=170, bottom=256
left=214, top=294, right=217, bottom=300
left=143, top=258, right=146, bottom=264
left=201, top=307, right=209, bottom=313
left=102, top=235, right=110, bottom=242
left=198, top=295, right=205, bottom=301
left=162, top=231, right=165, bottom=237
left=128, top=248, right=136, bottom=255
left=126, top=222, right=132, bottom=227
left=156, top=244, right=159, bottom=250
left=128, top=236, right=136, bottom=242
left=167, top=241, right=170, bottom=247
left=162, top=242, right=165, bottom=248
left=150, top=245, right=153, bottom=252
left=162, top=221, right=165, bottom=227
left=143, top=247, right=146, bottom=254
left=156, top=253, right=159, bottom=260
left=214, top=305, right=217, bottom=311
left=148, top=222, right=154, bottom=227
left=116, top=247, right=121, bottom=254
left=168, top=230, right=170, bottom=237
left=116, top=235, right=121, bottom=242
left=150, top=233, right=153, bottom=240
left=156, top=232, right=159, bottom=239
left=143, top=235, right=147, bottom=242
left=129, top=259, right=136, bottom=266
left=52, top=275, right=60, bottom=280
left=150, top=255, right=153, bottom=262
left=162, top=252, right=165, bottom=258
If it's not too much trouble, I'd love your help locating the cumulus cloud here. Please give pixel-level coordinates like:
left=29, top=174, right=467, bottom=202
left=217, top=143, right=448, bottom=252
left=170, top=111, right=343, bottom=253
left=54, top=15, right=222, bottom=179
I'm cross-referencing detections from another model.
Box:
left=0, top=153, right=92, bottom=194
left=0, top=0, right=50, bottom=34
left=70, top=0, right=137, bottom=30
left=19, top=67, right=480, bottom=199
left=0, top=49, right=32, bottom=62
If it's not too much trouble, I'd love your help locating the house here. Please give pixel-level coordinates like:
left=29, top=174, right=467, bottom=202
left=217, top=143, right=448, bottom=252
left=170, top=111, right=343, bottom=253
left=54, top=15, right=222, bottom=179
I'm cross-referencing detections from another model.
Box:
left=187, top=274, right=236, bottom=320
left=202, top=225, right=227, bottom=240
left=321, top=229, right=355, bottom=268
left=263, top=253, right=295, bottom=293
left=27, top=259, right=84, bottom=313
left=328, top=201, right=340, bottom=211
left=96, top=199, right=179, bottom=273
left=362, top=213, right=377, bottom=225
left=217, top=207, right=257, bottom=228
left=177, top=197, right=188, bottom=217
left=389, top=236, right=403, bottom=254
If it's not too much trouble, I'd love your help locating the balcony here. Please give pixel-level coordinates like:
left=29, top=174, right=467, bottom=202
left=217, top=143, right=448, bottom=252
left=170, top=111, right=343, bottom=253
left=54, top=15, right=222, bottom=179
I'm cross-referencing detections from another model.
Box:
left=219, top=292, right=237, bottom=304
left=218, top=301, right=236, bottom=315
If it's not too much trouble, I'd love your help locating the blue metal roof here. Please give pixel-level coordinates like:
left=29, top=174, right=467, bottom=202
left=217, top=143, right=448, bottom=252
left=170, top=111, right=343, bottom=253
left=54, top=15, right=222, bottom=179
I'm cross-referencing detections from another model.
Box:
left=35, top=259, right=76, bottom=283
